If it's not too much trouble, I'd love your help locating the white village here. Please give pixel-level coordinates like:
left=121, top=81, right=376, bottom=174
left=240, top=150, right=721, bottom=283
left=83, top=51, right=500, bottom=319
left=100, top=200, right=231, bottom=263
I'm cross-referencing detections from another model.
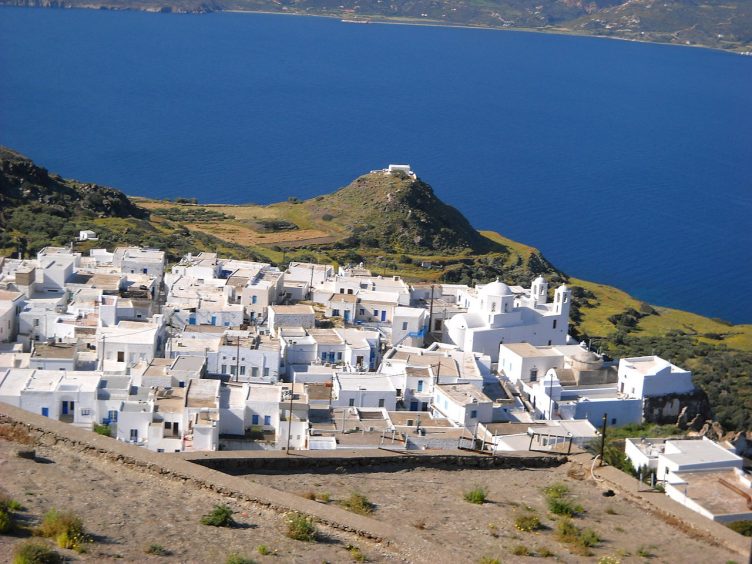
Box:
left=1, top=229, right=750, bottom=529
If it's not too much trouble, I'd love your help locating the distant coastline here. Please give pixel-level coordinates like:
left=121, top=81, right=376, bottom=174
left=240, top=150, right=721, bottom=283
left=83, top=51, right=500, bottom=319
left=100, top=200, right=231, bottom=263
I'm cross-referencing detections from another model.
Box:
left=2, top=2, right=751, bottom=55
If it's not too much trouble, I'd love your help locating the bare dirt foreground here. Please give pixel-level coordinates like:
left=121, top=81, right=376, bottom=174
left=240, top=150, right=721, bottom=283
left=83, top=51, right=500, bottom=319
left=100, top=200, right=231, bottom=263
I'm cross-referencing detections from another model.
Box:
left=0, top=433, right=742, bottom=564
left=246, top=462, right=740, bottom=564
left=0, top=439, right=398, bottom=563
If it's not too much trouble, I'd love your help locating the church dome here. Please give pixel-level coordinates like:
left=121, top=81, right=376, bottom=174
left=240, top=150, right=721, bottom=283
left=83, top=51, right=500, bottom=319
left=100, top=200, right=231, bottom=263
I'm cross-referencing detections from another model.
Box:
left=570, top=348, right=603, bottom=370
left=480, top=279, right=512, bottom=297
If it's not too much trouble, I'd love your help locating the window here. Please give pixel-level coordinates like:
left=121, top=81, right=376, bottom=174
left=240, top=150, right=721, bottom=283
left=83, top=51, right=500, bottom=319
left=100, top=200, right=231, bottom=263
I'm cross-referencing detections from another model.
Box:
left=347, top=289, right=354, bottom=294
left=530, top=369, right=538, bottom=382
left=402, top=322, right=408, bottom=330
left=264, top=415, right=271, bottom=425
left=378, top=399, right=385, bottom=408
left=553, top=319, right=557, bottom=329
left=434, top=319, right=442, bottom=331
left=470, top=410, right=477, bottom=419
left=340, top=288, right=345, bottom=294
left=164, top=421, right=171, bottom=429
left=417, top=380, right=424, bottom=392
left=321, top=352, right=327, bottom=362
left=333, top=309, right=340, bottom=317
left=157, top=448, right=164, bottom=453
left=252, top=414, right=259, bottom=425
left=80, top=408, right=92, bottom=416
left=108, top=410, right=118, bottom=423
left=34, top=319, right=39, bottom=327
left=252, top=295, right=257, bottom=304
left=611, top=418, right=616, bottom=425
left=117, top=351, right=125, bottom=362
left=336, top=352, right=343, bottom=361
left=348, top=398, right=355, bottom=407
left=263, top=367, right=270, bottom=377
left=359, top=309, right=365, bottom=315
left=252, top=367, right=259, bottom=377
left=373, top=310, right=378, bottom=317
left=230, top=366, right=237, bottom=376
left=240, top=366, right=246, bottom=375
left=221, top=364, right=227, bottom=373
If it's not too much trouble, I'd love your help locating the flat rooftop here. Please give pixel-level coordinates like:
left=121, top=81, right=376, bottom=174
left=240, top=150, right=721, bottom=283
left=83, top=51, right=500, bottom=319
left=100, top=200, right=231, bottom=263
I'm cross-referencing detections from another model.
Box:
left=437, top=383, right=491, bottom=405
left=186, top=379, right=220, bottom=408
left=270, top=305, right=315, bottom=315
left=502, top=343, right=561, bottom=358
left=32, top=343, right=76, bottom=359
left=672, top=469, right=752, bottom=517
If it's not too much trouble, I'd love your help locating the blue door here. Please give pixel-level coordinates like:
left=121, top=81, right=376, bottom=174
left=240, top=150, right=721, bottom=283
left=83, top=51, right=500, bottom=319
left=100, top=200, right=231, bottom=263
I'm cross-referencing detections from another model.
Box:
left=62, top=402, right=69, bottom=415
left=410, top=401, right=419, bottom=411
left=41, top=407, right=49, bottom=417
left=381, top=310, right=387, bottom=322
left=211, top=315, right=217, bottom=326
left=344, top=310, right=350, bottom=323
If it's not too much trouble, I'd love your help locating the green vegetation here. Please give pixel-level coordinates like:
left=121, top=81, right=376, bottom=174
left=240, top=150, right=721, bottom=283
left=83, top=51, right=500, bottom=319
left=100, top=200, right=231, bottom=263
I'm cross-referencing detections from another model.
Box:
left=93, top=424, right=111, bottom=437
left=727, top=520, right=752, bottom=537
left=285, top=512, right=317, bottom=542
left=37, top=509, right=90, bottom=552
left=477, top=557, right=501, bottom=564
left=514, top=512, right=542, bottom=532
left=200, top=504, right=236, bottom=527
left=511, top=544, right=531, bottom=556
left=225, top=554, right=256, bottom=564
left=346, top=544, right=367, bottom=562
left=339, top=492, right=375, bottom=515
left=543, top=483, right=584, bottom=517
left=556, top=517, right=600, bottom=555
left=145, top=543, right=172, bottom=556
left=152, top=206, right=233, bottom=222
left=0, top=491, right=23, bottom=533
left=12, top=540, right=63, bottom=564
left=257, top=544, right=272, bottom=555
left=463, top=485, right=488, bottom=505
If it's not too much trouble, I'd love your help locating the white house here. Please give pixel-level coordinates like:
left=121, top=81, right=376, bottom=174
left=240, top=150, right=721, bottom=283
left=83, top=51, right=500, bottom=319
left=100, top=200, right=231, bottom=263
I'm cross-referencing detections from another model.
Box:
left=618, top=356, right=695, bottom=399
left=0, top=368, right=101, bottom=429
left=0, top=290, right=24, bottom=343
left=112, top=247, right=165, bottom=281
left=332, top=373, right=396, bottom=411
left=432, top=383, right=493, bottom=428
left=97, top=316, right=166, bottom=373
left=268, top=305, right=315, bottom=336
left=444, top=278, right=572, bottom=361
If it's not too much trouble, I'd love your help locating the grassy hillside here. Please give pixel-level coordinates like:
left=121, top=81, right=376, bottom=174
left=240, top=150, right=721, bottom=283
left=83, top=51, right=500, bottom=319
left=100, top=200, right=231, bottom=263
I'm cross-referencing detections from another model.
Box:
left=4, top=0, right=751, bottom=51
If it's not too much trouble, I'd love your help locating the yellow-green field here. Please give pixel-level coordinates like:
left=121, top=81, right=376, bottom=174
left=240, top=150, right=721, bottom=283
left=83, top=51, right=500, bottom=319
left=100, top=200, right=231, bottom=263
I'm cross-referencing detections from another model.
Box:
left=130, top=198, right=752, bottom=352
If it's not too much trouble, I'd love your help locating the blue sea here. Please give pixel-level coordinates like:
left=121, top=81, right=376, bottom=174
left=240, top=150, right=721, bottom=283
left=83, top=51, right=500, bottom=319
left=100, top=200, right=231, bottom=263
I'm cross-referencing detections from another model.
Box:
left=1, top=8, right=750, bottom=323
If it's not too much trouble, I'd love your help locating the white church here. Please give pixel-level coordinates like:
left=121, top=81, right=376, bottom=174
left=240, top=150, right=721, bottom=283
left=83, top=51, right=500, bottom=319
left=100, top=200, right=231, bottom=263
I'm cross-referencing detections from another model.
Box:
left=443, top=276, right=572, bottom=361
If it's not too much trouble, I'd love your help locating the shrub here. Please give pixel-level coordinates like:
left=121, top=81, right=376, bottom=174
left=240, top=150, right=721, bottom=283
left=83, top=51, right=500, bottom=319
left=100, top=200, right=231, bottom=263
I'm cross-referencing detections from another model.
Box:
left=0, top=509, right=14, bottom=534
left=543, top=483, right=569, bottom=498
left=727, top=520, right=752, bottom=537
left=257, top=544, right=271, bottom=555
left=340, top=493, right=375, bottom=515
left=539, top=547, right=555, bottom=558
left=515, top=513, right=542, bottom=532
left=200, top=504, right=236, bottom=527
left=37, top=509, right=89, bottom=552
left=548, top=497, right=584, bottom=517
left=463, top=486, right=488, bottom=505
left=346, top=544, right=366, bottom=562
left=93, top=424, right=111, bottom=437
left=145, top=543, right=171, bottom=556
left=477, top=558, right=500, bottom=564
left=512, top=545, right=531, bottom=556
left=544, top=482, right=584, bottom=516
left=286, top=513, right=317, bottom=542
left=302, top=491, right=316, bottom=500
left=322, top=214, right=334, bottom=221
left=556, top=518, right=600, bottom=554
left=605, top=506, right=618, bottom=515
left=12, top=540, right=62, bottom=564
left=226, top=554, right=256, bottom=564
left=315, top=492, right=331, bottom=503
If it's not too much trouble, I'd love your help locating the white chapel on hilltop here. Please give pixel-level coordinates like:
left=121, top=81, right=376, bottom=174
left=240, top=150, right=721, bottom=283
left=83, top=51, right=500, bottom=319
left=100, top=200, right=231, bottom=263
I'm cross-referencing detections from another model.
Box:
left=443, top=276, right=572, bottom=361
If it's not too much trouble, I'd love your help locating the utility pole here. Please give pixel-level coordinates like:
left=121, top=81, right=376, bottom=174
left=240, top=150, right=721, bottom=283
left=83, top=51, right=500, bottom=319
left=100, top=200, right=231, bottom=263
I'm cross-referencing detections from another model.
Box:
left=427, top=284, right=435, bottom=338
left=286, top=384, right=294, bottom=454
left=235, top=336, right=241, bottom=382
left=599, top=413, right=608, bottom=467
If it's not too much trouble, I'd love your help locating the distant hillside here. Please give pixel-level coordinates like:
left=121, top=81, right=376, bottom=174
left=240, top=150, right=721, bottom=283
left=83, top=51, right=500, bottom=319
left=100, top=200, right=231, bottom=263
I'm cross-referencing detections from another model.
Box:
left=303, top=171, right=490, bottom=255
left=4, top=0, right=751, bottom=51
left=0, top=146, right=147, bottom=255
left=0, top=147, right=261, bottom=262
